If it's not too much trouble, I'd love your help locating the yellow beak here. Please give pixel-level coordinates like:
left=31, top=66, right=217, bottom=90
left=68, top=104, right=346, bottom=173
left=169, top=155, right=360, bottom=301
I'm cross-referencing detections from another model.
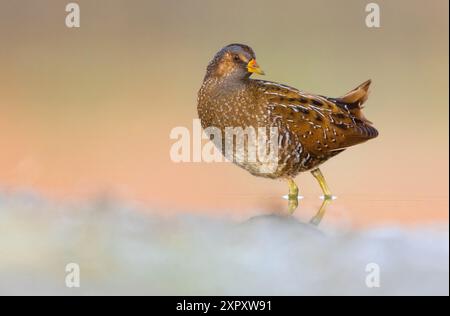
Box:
left=247, top=59, right=265, bottom=75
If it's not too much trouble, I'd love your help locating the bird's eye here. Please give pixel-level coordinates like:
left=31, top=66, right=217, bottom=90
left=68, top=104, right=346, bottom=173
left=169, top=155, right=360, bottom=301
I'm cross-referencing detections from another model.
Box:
left=233, top=55, right=241, bottom=62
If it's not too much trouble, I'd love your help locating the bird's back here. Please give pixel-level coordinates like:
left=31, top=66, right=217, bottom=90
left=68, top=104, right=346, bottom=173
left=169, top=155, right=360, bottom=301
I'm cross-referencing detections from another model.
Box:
left=250, top=79, right=378, bottom=174
left=254, top=79, right=378, bottom=147
left=198, top=74, right=378, bottom=177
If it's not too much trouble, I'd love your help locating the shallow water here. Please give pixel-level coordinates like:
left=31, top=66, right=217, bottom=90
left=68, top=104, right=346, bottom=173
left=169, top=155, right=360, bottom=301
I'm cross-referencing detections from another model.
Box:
left=0, top=192, right=448, bottom=295
left=0, top=0, right=448, bottom=297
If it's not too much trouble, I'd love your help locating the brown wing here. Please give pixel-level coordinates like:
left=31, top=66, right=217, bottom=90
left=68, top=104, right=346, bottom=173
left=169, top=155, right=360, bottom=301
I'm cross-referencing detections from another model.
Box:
left=254, top=80, right=378, bottom=155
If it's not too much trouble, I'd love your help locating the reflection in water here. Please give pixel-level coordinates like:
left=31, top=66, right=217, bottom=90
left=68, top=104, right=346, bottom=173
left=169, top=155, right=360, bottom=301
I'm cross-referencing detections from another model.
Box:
left=309, top=198, right=333, bottom=226
left=286, top=195, right=335, bottom=226
left=263, top=195, right=335, bottom=226
left=244, top=213, right=325, bottom=239
left=287, top=196, right=299, bottom=215
left=243, top=196, right=333, bottom=243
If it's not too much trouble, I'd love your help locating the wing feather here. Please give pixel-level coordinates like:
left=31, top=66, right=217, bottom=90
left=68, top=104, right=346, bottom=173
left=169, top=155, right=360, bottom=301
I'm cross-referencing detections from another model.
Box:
left=254, top=80, right=378, bottom=152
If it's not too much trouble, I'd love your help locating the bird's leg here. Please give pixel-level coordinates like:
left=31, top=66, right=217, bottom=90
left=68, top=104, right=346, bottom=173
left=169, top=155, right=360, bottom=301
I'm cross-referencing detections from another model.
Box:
left=311, top=168, right=333, bottom=200
left=287, top=178, right=299, bottom=214
left=287, top=178, right=299, bottom=199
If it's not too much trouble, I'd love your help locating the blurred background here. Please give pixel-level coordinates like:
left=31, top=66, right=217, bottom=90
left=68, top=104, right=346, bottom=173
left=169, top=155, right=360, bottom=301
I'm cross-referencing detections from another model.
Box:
left=0, top=0, right=448, bottom=295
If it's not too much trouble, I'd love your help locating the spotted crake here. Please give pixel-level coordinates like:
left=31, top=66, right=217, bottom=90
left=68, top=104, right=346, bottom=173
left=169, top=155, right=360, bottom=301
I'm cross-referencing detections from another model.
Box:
left=197, top=43, right=378, bottom=212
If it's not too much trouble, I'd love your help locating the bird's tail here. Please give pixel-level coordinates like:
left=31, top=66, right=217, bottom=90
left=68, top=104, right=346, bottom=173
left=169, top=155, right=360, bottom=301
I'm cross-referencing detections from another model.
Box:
left=340, top=79, right=371, bottom=106
left=332, top=79, right=373, bottom=124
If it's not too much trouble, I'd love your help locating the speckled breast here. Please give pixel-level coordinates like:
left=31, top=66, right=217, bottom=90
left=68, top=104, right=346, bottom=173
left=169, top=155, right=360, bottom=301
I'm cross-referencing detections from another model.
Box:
left=198, top=81, right=332, bottom=179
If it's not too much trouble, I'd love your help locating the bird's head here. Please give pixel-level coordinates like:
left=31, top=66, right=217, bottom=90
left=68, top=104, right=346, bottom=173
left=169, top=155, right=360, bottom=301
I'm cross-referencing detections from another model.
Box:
left=205, top=43, right=265, bottom=80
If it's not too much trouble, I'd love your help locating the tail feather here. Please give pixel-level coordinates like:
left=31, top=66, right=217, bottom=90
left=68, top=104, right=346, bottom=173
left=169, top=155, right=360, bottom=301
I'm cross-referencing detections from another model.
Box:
left=339, top=79, right=371, bottom=107
left=331, top=79, right=373, bottom=124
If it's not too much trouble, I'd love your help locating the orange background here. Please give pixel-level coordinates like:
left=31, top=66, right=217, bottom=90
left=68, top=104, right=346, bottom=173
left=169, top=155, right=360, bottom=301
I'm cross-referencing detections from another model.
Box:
left=0, top=0, right=448, bottom=227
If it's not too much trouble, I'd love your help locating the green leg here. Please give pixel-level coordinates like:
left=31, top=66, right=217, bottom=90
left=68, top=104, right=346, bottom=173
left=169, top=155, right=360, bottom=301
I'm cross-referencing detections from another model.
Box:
left=311, top=168, right=333, bottom=200
left=287, top=178, right=299, bottom=214
left=287, top=178, right=299, bottom=199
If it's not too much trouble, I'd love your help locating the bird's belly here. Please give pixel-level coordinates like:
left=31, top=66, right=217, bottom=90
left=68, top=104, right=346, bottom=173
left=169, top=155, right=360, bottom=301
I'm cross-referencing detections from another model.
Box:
left=229, top=143, right=317, bottom=179
left=236, top=139, right=341, bottom=179
left=198, top=98, right=342, bottom=178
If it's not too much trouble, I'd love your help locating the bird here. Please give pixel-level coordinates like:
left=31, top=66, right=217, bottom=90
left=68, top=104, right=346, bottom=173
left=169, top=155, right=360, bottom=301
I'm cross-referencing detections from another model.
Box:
left=197, top=43, right=378, bottom=212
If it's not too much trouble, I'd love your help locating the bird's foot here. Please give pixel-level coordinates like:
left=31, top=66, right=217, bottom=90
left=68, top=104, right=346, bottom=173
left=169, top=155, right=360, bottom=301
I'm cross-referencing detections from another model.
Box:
left=320, top=194, right=337, bottom=201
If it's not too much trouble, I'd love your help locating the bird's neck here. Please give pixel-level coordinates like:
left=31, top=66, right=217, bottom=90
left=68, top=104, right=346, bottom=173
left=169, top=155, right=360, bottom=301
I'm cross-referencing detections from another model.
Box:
left=203, top=74, right=250, bottom=92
